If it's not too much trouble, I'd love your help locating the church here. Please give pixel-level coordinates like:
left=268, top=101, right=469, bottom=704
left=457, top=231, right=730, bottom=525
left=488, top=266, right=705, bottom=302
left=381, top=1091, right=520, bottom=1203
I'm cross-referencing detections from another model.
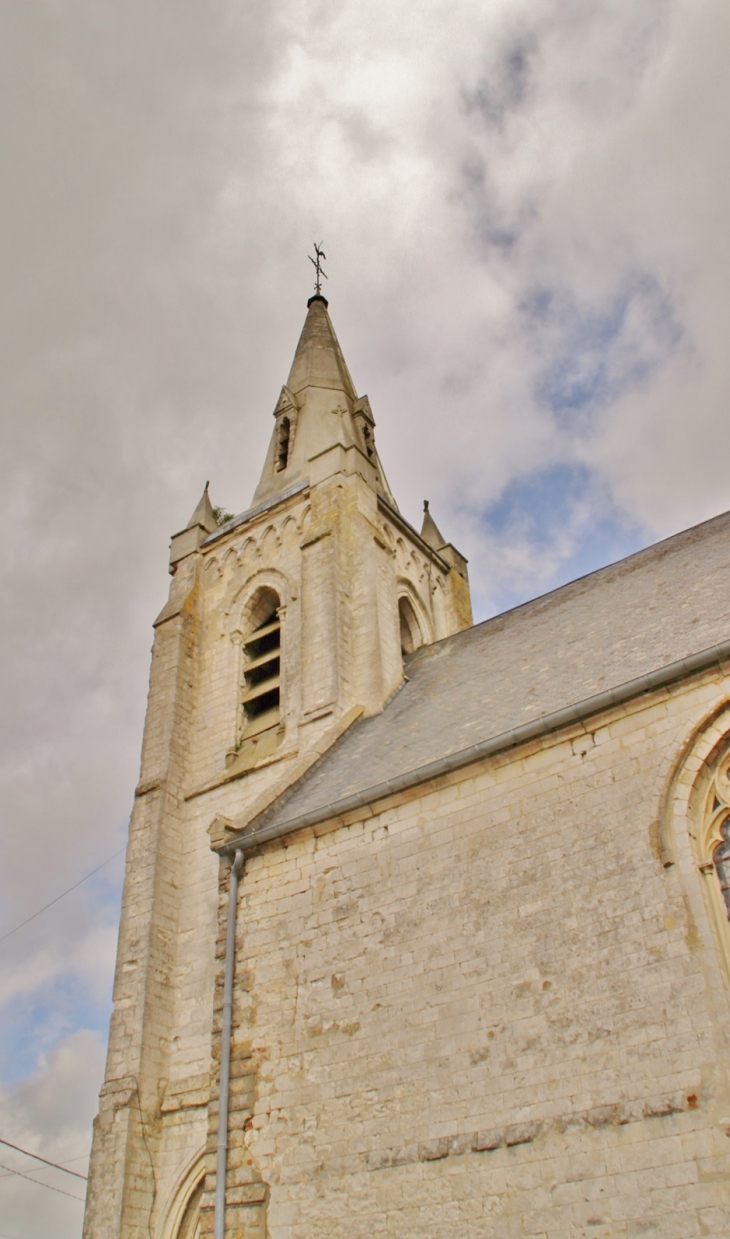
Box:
left=83, top=290, right=730, bottom=1238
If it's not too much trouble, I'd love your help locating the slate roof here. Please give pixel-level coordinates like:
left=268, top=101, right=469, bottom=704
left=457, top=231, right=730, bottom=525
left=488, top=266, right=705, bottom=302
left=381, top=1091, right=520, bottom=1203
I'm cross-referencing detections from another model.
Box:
left=251, top=508, right=730, bottom=837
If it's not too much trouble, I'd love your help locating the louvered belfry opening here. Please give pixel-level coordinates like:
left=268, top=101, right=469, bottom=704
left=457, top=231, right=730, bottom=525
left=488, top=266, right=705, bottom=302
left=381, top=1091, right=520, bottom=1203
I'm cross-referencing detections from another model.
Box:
left=242, top=592, right=281, bottom=737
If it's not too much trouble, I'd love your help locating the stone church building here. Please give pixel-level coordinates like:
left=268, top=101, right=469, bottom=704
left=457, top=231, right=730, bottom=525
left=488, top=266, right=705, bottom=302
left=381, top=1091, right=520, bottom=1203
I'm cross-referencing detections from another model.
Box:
left=83, top=294, right=730, bottom=1238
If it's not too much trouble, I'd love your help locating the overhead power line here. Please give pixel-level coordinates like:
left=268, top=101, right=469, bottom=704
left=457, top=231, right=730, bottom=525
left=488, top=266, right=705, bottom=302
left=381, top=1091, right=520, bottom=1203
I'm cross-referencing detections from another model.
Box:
left=0, top=1160, right=84, bottom=1203
left=0, top=847, right=125, bottom=946
left=0, top=1139, right=87, bottom=1180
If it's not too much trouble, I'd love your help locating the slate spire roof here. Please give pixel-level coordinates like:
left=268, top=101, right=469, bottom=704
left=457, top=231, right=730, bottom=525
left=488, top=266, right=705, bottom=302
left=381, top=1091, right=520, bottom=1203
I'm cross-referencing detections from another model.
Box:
left=285, top=295, right=357, bottom=401
left=251, top=295, right=395, bottom=509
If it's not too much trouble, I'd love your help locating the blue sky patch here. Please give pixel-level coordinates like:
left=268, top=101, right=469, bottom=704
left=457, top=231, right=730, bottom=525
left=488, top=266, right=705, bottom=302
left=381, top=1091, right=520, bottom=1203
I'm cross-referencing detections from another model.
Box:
left=0, top=861, right=123, bottom=1084
left=525, top=271, right=683, bottom=430
left=475, top=461, right=646, bottom=617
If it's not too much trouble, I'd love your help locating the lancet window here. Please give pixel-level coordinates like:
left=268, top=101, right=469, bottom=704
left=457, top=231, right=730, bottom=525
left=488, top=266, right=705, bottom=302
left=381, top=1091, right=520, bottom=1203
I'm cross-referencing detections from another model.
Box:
left=276, top=416, right=291, bottom=472
left=361, top=421, right=375, bottom=460
left=399, top=595, right=422, bottom=656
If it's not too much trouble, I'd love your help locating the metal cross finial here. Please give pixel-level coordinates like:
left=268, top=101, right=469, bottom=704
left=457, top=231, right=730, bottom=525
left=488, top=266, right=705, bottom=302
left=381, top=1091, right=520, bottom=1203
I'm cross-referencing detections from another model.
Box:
left=309, top=242, right=327, bottom=296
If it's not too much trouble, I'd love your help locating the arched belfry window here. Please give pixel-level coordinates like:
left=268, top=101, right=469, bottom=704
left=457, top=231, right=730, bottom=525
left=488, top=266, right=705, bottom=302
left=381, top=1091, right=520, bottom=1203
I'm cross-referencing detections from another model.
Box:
left=399, top=596, right=422, bottom=656
left=241, top=589, right=281, bottom=738
left=276, top=416, right=290, bottom=472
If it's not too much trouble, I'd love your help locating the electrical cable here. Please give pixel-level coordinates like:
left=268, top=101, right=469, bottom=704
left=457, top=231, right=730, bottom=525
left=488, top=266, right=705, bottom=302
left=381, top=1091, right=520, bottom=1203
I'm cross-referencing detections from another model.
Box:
left=0, top=1160, right=84, bottom=1202
left=0, top=1139, right=87, bottom=1180
left=0, top=848, right=125, bottom=946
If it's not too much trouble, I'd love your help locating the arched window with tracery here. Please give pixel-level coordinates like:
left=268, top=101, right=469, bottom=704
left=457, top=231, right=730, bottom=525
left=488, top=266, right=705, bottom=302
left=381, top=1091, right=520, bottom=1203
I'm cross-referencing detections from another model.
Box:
left=714, top=818, right=730, bottom=920
left=702, top=747, right=730, bottom=924
left=691, top=739, right=730, bottom=979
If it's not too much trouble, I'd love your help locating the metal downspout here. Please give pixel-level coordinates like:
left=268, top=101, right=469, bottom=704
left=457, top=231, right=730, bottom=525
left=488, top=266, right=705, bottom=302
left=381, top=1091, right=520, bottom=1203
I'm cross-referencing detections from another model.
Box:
left=214, top=846, right=244, bottom=1239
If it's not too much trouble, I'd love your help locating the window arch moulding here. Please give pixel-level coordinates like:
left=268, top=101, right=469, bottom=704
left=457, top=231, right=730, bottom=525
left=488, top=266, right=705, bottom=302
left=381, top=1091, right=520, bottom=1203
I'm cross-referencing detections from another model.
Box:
left=160, top=1150, right=205, bottom=1239
left=224, top=566, right=296, bottom=629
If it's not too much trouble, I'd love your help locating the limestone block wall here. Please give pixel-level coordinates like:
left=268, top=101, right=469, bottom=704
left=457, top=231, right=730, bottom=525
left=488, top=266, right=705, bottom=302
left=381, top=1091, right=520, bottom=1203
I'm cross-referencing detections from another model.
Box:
left=217, top=668, right=730, bottom=1238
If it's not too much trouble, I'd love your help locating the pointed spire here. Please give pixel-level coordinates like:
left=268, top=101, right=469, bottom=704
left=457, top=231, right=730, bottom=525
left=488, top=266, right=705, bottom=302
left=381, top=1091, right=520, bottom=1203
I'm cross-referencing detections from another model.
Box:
left=285, top=296, right=357, bottom=401
left=186, top=481, right=217, bottom=535
left=251, top=295, right=400, bottom=510
left=420, top=499, right=447, bottom=550
left=251, top=297, right=361, bottom=507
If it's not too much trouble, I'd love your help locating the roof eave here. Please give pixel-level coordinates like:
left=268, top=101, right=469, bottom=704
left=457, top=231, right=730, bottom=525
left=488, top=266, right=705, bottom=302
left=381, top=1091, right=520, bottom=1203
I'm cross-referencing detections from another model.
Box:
left=219, top=634, right=730, bottom=859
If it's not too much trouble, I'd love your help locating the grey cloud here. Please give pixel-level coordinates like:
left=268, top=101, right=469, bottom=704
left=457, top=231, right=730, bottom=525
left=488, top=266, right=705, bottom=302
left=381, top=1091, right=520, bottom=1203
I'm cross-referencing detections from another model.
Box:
left=462, top=34, right=537, bottom=128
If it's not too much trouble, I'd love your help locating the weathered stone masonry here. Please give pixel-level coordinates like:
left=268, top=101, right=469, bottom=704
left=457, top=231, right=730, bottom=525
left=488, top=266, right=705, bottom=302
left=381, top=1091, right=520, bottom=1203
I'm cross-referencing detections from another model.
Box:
left=215, top=668, right=730, bottom=1238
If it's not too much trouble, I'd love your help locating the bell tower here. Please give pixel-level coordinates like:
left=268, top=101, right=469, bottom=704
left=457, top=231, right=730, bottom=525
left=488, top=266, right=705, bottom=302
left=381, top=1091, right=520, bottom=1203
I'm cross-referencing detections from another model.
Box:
left=82, top=290, right=472, bottom=1239
left=198, top=290, right=472, bottom=780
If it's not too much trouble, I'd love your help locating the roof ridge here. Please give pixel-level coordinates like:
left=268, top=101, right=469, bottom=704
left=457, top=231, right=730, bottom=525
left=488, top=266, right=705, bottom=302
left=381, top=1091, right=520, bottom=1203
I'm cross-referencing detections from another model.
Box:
left=415, top=505, right=730, bottom=662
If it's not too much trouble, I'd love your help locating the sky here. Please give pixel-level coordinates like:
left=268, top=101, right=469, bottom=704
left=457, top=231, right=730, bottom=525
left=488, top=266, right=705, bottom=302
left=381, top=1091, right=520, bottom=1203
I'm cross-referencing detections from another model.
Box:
left=1, top=1, right=729, bottom=1234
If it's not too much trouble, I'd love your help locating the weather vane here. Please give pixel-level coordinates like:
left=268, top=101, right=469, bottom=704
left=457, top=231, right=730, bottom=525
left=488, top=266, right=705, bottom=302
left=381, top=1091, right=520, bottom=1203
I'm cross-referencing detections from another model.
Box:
left=309, top=242, right=327, bottom=296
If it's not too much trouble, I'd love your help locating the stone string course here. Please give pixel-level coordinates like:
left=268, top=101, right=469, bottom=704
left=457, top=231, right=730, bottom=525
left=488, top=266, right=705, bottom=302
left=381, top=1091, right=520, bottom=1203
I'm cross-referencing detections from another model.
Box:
left=367, top=1089, right=698, bottom=1171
